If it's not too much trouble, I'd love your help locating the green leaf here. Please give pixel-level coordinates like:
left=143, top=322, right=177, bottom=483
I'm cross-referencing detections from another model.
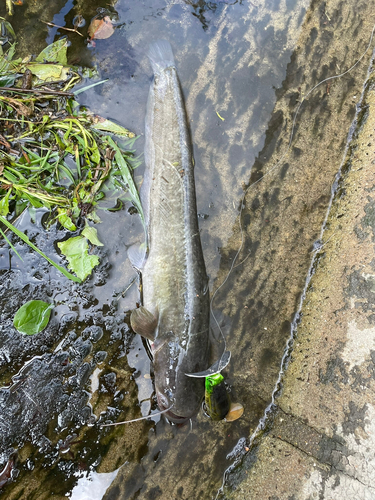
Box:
left=58, top=235, right=99, bottom=281
left=22, top=192, right=44, bottom=208
left=2, top=169, right=18, bottom=183
left=35, top=38, right=68, bottom=65
left=87, top=210, right=101, bottom=223
left=0, top=226, right=22, bottom=259
left=2, top=20, right=16, bottom=40
left=57, top=208, right=77, bottom=231
left=26, top=63, right=70, bottom=82
left=106, top=198, right=123, bottom=212
left=81, top=67, right=99, bottom=79
left=0, top=74, right=17, bottom=87
left=90, top=144, right=101, bottom=164
left=106, top=136, right=144, bottom=224
left=0, top=215, right=81, bottom=283
left=0, top=189, right=12, bottom=216
left=51, top=130, right=66, bottom=150
left=15, top=200, right=28, bottom=217
left=82, top=223, right=103, bottom=246
left=91, top=118, right=135, bottom=138
left=13, top=300, right=54, bottom=336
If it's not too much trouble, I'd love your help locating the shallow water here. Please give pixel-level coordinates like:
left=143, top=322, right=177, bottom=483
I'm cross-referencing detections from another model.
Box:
left=0, top=0, right=374, bottom=499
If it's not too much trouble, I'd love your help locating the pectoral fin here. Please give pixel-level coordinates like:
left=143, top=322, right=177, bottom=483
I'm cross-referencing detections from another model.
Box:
left=130, top=306, right=157, bottom=341
left=185, top=350, right=231, bottom=378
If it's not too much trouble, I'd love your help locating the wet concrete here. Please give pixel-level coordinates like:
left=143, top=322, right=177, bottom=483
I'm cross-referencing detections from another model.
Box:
left=213, top=0, right=375, bottom=420
left=220, top=3, right=375, bottom=499
left=1, top=0, right=375, bottom=498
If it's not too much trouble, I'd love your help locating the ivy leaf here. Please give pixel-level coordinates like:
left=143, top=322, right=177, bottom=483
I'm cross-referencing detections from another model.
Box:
left=13, top=300, right=54, bottom=336
left=58, top=235, right=99, bottom=281
left=35, top=38, right=68, bottom=65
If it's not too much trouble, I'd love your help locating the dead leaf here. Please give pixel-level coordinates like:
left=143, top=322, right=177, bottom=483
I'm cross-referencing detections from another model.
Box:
left=93, top=115, right=106, bottom=123
left=0, top=134, right=11, bottom=150
left=2, top=96, right=32, bottom=116
left=87, top=16, right=115, bottom=41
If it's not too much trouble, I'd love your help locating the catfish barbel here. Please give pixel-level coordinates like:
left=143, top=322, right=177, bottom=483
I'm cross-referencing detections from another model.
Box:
left=130, top=40, right=229, bottom=423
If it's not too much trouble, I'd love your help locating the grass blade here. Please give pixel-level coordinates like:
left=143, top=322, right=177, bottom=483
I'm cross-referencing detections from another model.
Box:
left=0, top=226, right=23, bottom=260
left=0, top=215, right=81, bottom=282
left=73, top=79, right=108, bottom=96
left=106, top=136, right=144, bottom=224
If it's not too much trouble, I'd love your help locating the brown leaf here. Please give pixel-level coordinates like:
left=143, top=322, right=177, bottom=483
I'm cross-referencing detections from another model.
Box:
left=92, top=114, right=106, bottom=124
left=3, top=96, right=32, bottom=116
left=0, top=134, right=11, bottom=150
left=88, top=16, right=115, bottom=41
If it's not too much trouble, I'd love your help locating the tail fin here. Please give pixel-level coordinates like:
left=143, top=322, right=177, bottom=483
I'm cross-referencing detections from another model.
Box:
left=148, top=40, right=175, bottom=74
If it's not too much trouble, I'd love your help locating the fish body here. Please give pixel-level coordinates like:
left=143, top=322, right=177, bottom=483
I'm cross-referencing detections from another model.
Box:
left=131, top=40, right=210, bottom=422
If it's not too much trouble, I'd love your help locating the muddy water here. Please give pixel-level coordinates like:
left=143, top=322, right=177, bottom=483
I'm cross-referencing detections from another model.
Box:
left=0, top=0, right=374, bottom=499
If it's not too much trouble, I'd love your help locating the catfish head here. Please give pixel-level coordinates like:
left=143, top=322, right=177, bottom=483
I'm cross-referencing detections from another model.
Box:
left=130, top=306, right=206, bottom=423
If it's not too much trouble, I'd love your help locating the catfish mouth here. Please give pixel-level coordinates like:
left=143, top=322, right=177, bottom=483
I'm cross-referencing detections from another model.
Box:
left=157, top=395, right=190, bottom=424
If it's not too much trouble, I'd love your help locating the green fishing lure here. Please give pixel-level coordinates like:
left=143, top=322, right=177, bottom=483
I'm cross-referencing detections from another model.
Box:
left=205, top=373, right=231, bottom=421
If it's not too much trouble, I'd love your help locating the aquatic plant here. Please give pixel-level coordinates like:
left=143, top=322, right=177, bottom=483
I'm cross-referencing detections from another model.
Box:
left=0, top=22, right=143, bottom=283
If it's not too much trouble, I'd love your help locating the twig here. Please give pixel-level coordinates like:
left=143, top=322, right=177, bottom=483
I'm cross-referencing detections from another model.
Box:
left=0, top=87, right=74, bottom=97
left=41, top=20, right=83, bottom=37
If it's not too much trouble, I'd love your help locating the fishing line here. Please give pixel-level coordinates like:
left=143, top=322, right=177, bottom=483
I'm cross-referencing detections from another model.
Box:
left=209, top=21, right=375, bottom=352
left=214, top=19, right=375, bottom=500
left=100, top=406, right=173, bottom=426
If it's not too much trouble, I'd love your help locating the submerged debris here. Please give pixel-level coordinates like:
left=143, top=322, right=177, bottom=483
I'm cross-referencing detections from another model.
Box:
left=87, top=8, right=119, bottom=45
left=88, top=16, right=115, bottom=42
